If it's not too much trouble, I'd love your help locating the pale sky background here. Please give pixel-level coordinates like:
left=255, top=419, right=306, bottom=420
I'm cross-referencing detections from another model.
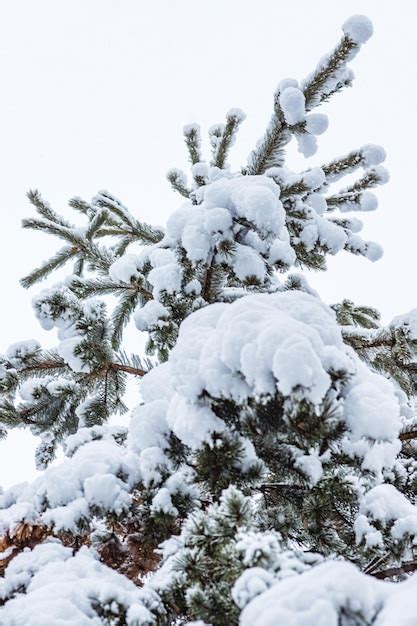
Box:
left=0, top=0, right=416, bottom=488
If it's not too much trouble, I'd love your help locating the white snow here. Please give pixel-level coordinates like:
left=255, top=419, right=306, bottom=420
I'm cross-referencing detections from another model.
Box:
left=150, top=487, right=177, bottom=516
left=355, top=484, right=417, bottom=546
left=134, top=300, right=169, bottom=331
left=232, top=244, right=266, bottom=281
left=227, top=107, right=246, bottom=122
left=5, top=340, right=40, bottom=365
left=391, top=308, right=417, bottom=340
left=0, top=542, right=153, bottom=626
left=148, top=248, right=176, bottom=268
left=359, top=191, right=378, bottom=212
left=166, top=394, right=225, bottom=449
left=203, top=207, right=232, bottom=233
left=277, top=78, right=299, bottom=93
left=302, top=167, right=325, bottom=190
left=294, top=453, right=323, bottom=486
left=232, top=567, right=275, bottom=609
left=191, top=162, right=209, bottom=179
left=364, top=241, right=384, bottom=262
left=127, top=290, right=406, bottom=488
left=269, top=239, right=296, bottom=266
left=279, top=87, right=306, bottom=125
left=57, top=336, right=88, bottom=373
left=0, top=436, right=141, bottom=534
left=374, top=165, right=390, bottom=184
left=183, top=122, right=200, bottom=136
left=361, top=143, right=386, bottom=167
left=296, top=132, right=317, bottom=157
left=148, top=263, right=182, bottom=297
left=342, top=15, right=374, bottom=44
left=240, top=560, right=417, bottom=626
left=305, top=113, right=328, bottom=135
left=343, top=365, right=402, bottom=441
left=109, top=253, right=145, bottom=283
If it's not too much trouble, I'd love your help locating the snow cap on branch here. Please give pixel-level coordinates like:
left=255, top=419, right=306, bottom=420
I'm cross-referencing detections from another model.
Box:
left=343, top=15, right=374, bottom=44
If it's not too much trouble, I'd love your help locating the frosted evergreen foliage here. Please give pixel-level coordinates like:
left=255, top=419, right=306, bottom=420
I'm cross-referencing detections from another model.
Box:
left=1, top=14, right=416, bottom=626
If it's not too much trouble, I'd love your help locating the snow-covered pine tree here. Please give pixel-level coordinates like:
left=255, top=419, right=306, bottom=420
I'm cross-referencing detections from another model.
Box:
left=1, top=14, right=417, bottom=626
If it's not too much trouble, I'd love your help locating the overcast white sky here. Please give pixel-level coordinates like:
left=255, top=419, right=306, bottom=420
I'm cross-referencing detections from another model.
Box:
left=0, top=0, right=416, bottom=488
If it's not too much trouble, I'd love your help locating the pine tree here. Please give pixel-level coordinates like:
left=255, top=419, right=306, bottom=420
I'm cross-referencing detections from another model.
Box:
left=1, top=14, right=417, bottom=626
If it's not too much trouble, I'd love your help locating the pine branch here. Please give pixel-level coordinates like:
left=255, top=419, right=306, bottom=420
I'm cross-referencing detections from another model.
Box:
left=280, top=180, right=311, bottom=198
left=22, top=217, right=78, bottom=243
left=246, top=111, right=291, bottom=175
left=183, top=124, right=202, bottom=165
left=247, top=23, right=370, bottom=176
left=19, top=355, right=68, bottom=377
left=321, top=150, right=363, bottom=182
left=167, top=168, right=191, bottom=198
left=27, top=190, right=72, bottom=228
left=341, top=328, right=394, bottom=351
left=371, top=560, right=417, bottom=580
left=20, top=245, right=78, bottom=288
left=212, top=110, right=245, bottom=169
left=85, top=208, right=109, bottom=240
left=115, top=349, right=153, bottom=373
left=111, top=289, right=142, bottom=349
left=17, top=353, right=147, bottom=379
left=73, top=256, right=84, bottom=276
left=92, top=192, right=136, bottom=229
left=113, top=236, right=132, bottom=257
left=302, top=36, right=357, bottom=110
left=92, top=192, right=164, bottom=245
left=339, top=168, right=387, bottom=195
left=399, top=430, right=417, bottom=442
left=22, top=217, right=114, bottom=273
left=68, top=196, right=92, bottom=215
left=108, top=362, right=147, bottom=377
left=325, top=191, right=366, bottom=211
left=70, top=276, right=151, bottom=300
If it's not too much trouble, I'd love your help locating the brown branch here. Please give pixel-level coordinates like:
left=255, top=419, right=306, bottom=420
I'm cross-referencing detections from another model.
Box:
left=21, top=360, right=146, bottom=378
left=21, top=360, right=68, bottom=374
left=108, top=363, right=146, bottom=377
left=202, top=254, right=216, bottom=303
left=399, top=430, right=417, bottom=442
left=371, top=560, right=417, bottom=580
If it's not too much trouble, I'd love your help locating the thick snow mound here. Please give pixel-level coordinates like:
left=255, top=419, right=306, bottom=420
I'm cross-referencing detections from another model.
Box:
left=169, top=290, right=347, bottom=405
left=239, top=560, right=417, bottom=626
left=0, top=436, right=140, bottom=534
left=355, top=484, right=417, bottom=548
left=0, top=541, right=154, bottom=626
left=130, top=290, right=404, bottom=486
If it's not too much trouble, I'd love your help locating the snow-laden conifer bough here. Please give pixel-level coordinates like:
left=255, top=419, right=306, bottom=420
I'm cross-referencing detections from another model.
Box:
left=0, top=13, right=416, bottom=626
